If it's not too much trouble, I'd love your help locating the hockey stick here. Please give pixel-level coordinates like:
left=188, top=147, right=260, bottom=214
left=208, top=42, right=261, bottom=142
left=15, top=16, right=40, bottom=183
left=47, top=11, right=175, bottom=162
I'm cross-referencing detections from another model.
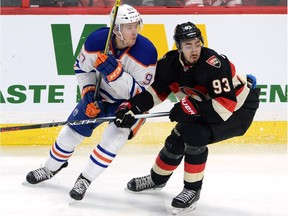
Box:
left=0, top=111, right=170, bottom=132
left=94, top=0, right=121, bottom=100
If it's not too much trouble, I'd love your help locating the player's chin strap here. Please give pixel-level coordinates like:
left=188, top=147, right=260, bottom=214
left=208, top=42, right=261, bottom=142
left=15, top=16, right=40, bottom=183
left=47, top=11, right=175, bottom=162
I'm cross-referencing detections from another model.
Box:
left=114, top=29, right=128, bottom=47
left=0, top=112, right=170, bottom=132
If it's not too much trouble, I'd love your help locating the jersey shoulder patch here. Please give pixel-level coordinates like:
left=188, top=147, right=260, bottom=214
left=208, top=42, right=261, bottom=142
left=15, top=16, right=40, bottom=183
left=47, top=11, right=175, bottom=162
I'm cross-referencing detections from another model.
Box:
left=202, top=48, right=223, bottom=69
left=206, top=55, right=221, bottom=68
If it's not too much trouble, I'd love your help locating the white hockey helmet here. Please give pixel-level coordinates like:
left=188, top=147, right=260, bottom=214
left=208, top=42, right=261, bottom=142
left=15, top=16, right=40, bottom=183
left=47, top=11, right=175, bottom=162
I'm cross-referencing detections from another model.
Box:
left=110, top=4, right=143, bottom=30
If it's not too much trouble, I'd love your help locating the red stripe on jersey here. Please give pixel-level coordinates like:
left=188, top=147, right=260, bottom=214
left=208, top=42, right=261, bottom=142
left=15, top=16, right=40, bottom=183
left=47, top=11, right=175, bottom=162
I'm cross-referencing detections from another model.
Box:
left=235, top=84, right=245, bottom=97
left=214, top=97, right=237, bottom=112
left=193, top=85, right=208, bottom=95
left=155, top=155, right=177, bottom=171
left=184, top=162, right=206, bottom=174
left=169, top=82, right=180, bottom=94
left=229, top=61, right=236, bottom=78
left=154, top=87, right=169, bottom=101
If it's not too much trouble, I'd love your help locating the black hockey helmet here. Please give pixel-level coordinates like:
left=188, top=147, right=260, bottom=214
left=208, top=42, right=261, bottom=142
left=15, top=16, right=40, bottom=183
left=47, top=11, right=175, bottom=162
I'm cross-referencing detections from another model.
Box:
left=173, top=22, right=204, bottom=49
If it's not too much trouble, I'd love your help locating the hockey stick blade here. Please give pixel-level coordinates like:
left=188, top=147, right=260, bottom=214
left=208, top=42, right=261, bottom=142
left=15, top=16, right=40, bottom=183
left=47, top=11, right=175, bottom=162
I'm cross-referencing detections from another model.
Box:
left=0, top=111, right=170, bottom=132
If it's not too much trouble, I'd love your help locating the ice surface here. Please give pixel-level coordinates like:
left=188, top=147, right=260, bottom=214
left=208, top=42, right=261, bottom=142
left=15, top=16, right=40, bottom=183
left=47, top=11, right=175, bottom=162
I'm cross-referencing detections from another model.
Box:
left=0, top=143, right=287, bottom=216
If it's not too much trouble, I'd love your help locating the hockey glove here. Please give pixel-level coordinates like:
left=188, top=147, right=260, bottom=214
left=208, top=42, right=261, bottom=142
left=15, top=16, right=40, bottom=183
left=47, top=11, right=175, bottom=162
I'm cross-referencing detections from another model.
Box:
left=169, top=96, right=199, bottom=123
left=82, top=85, right=101, bottom=118
left=95, top=52, right=123, bottom=82
left=114, top=101, right=137, bottom=128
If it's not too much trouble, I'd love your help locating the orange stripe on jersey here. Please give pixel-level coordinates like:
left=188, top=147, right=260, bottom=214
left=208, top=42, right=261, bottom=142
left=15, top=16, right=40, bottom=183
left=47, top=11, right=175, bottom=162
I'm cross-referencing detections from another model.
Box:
left=214, top=97, right=237, bottom=113
left=84, top=47, right=99, bottom=54
left=125, top=52, right=157, bottom=68
left=131, top=118, right=145, bottom=137
left=155, top=155, right=178, bottom=171
left=184, top=162, right=206, bottom=174
left=51, top=145, right=70, bottom=159
left=93, top=149, right=113, bottom=163
left=135, top=88, right=141, bottom=95
left=114, top=46, right=131, bottom=61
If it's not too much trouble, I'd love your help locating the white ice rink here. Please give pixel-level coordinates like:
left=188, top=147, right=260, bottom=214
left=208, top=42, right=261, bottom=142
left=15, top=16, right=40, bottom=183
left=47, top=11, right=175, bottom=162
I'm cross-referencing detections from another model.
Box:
left=0, top=143, right=287, bottom=216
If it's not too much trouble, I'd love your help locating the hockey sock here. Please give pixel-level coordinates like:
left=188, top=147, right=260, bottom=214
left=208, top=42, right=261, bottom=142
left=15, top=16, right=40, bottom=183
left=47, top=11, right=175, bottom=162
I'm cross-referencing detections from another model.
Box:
left=82, top=144, right=116, bottom=181
left=183, top=146, right=208, bottom=190
left=45, top=125, right=85, bottom=171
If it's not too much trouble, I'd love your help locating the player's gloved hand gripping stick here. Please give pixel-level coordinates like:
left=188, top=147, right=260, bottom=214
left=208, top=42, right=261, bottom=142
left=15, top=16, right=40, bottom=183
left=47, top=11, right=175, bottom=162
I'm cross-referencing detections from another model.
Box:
left=169, top=96, right=200, bottom=123
left=95, top=53, right=123, bottom=83
left=0, top=112, right=169, bottom=132
left=82, top=85, right=101, bottom=118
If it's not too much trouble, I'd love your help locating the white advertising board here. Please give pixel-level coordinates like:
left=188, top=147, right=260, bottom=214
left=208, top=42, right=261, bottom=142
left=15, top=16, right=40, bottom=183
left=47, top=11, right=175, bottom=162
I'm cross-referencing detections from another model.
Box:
left=0, top=14, right=287, bottom=123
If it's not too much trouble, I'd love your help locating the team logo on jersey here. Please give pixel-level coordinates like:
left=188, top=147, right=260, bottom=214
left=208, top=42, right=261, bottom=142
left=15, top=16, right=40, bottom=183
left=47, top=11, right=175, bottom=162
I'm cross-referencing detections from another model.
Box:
left=73, top=108, right=78, bottom=116
left=206, top=55, right=221, bottom=68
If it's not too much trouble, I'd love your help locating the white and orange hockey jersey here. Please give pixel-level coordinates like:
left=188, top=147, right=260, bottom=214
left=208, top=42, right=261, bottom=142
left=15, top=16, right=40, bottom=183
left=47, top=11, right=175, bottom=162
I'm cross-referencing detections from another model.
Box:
left=74, top=27, right=157, bottom=103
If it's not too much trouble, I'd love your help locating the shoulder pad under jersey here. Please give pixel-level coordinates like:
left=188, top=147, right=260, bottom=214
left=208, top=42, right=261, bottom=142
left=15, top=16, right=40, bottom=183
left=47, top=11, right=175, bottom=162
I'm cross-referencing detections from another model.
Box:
left=84, top=27, right=109, bottom=52
left=128, top=34, right=158, bottom=66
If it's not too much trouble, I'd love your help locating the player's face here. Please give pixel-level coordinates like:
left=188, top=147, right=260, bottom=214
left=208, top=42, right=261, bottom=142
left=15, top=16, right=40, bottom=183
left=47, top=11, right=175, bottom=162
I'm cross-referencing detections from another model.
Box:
left=180, top=38, right=202, bottom=65
left=120, top=22, right=141, bottom=47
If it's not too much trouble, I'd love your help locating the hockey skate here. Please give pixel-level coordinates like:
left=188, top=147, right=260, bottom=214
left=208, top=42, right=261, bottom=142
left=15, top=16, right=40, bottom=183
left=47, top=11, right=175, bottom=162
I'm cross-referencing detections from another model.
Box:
left=69, top=174, right=91, bottom=200
left=127, top=174, right=166, bottom=192
left=26, top=161, right=68, bottom=184
left=171, top=188, right=200, bottom=215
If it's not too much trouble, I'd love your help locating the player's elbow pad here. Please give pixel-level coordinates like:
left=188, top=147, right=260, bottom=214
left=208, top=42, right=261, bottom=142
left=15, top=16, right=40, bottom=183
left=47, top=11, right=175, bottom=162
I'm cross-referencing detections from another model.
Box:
left=129, top=91, right=154, bottom=113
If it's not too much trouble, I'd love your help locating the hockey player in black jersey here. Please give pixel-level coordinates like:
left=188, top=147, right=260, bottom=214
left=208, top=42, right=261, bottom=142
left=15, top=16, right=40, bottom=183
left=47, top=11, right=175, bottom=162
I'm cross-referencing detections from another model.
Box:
left=114, top=22, right=260, bottom=214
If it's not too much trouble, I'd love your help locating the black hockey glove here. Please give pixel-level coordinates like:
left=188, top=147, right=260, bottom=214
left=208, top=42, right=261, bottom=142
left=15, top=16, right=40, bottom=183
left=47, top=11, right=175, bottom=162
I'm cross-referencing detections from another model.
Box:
left=114, top=101, right=137, bottom=128
left=169, top=96, right=200, bottom=123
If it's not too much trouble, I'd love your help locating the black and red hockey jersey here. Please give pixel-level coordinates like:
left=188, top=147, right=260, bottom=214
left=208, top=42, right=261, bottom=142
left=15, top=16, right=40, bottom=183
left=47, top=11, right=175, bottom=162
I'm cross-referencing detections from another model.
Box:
left=137, top=48, right=251, bottom=124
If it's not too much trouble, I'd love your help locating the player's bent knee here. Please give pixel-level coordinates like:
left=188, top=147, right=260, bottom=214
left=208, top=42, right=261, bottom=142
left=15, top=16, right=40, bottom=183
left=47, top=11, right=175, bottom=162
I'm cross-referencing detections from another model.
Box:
left=100, top=123, right=131, bottom=153
left=163, top=129, right=185, bottom=156
left=185, top=145, right=207, bottom=155
left=57, top=125, right=85, bottom=149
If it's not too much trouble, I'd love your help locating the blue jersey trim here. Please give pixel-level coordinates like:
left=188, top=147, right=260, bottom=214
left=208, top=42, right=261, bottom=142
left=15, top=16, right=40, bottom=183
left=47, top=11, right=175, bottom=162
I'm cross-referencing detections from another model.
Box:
left=85, top=28, right=157, bottom=66
left=128, top=34, right=158, bottom=66
left=85, top=27, right=109, bottom=52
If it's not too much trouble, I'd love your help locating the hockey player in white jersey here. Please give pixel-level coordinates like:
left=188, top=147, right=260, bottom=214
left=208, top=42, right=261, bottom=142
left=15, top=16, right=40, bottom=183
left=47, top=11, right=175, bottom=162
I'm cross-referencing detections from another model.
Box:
left=25, top=4, right=157, bottom=201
